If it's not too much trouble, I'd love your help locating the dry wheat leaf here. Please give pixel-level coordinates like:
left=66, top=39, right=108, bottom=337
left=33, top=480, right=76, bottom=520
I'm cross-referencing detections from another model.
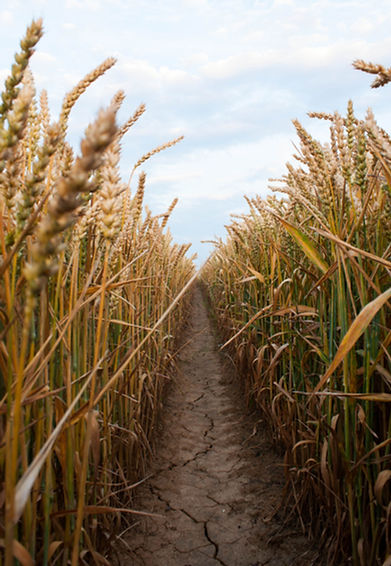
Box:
left=314, top=287, right=391, bottom=392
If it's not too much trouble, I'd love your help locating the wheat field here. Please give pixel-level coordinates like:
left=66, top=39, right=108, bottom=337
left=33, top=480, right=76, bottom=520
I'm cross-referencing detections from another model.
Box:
left=202, top=63, right=391, bottom=565
left=0, top=20, right=196, bottom=565
left=1, top=18, right=391, bottom=566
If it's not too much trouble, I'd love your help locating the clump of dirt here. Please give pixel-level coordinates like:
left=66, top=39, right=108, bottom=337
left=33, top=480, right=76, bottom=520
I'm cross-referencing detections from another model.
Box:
left=116, top=284, right=320, bottom=565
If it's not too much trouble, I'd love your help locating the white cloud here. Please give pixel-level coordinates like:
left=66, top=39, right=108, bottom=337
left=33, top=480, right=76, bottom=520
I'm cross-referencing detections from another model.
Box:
left=273, top=0, right=294, bottom=5
left=199, top=37, right=391, bottom=81
left=34, top=51, right=56, bottom=63
left=145, top=133, right=294, bottom=211
left=65, top=0, right=101, bottom=9
left=200, top=52, right=271, bottom=79
left=148, top=171, right=200, bottom=185
left=350, top=17, right=376, bottom=34
left=180, top=52, right=209, bottom=67
left=118, top=59, right=199, bottom=93
left=0, top=10, right=13, bottom=24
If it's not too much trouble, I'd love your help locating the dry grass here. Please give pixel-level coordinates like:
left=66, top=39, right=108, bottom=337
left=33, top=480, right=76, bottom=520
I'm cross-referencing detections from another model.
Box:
left=202, top=67, right=391, bottom=564
left=0, top=20, right=195, bottom=565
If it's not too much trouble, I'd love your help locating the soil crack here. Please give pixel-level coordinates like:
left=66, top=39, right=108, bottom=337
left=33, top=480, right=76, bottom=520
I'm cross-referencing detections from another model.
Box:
left=204, top=521, right=228, bottom=566
left=182, top=443, right=213, bottom=467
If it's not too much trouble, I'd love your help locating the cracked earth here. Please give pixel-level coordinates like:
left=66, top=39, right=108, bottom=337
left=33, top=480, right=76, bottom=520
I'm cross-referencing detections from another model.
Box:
left=119, top=284, right=319, bottom=565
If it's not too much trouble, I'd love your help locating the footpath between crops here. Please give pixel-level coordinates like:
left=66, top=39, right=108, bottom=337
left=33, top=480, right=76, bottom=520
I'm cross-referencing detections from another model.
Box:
left=118, top=284, right=320, bottom=566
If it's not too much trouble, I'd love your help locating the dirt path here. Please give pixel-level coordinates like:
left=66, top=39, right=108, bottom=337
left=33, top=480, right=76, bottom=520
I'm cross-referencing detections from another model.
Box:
left=120, top=284, right=319, bottom=565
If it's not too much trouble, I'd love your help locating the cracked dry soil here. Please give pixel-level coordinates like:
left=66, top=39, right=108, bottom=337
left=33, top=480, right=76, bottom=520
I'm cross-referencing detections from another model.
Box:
left=120, top=284, right=319, bottom=566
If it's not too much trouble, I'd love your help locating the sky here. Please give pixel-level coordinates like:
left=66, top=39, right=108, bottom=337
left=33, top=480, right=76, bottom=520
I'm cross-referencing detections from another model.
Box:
left=1, top=0, right=391, bottom=266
